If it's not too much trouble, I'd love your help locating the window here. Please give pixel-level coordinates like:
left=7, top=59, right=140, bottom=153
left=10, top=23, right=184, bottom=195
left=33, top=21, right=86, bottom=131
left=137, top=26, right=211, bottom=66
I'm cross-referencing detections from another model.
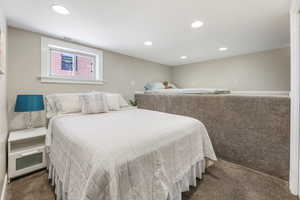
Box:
left=50, top=49, right=96, bottom=79
left=41, top=37, right=103, bottom=84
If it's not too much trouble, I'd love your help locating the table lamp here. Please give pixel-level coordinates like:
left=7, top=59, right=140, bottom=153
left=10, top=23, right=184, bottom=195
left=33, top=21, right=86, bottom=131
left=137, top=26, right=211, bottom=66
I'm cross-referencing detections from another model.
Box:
left=15, top=94, right=44, bottom=129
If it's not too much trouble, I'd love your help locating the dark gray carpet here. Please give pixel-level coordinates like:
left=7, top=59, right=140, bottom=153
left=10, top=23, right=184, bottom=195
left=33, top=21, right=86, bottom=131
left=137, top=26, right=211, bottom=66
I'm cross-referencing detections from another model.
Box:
left=7, top=160, right=296, bottom=200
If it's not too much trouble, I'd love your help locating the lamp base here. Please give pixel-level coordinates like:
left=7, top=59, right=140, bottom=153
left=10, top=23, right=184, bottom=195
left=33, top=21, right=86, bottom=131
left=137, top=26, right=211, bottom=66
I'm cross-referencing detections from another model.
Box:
left=26, top=112, right=33, bottom=129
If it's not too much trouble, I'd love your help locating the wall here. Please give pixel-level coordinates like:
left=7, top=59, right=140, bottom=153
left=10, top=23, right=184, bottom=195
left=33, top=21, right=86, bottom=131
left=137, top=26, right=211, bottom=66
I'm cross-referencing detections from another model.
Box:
left=7, top=27, right=171, bottom=130
left=0, top=9, right=7, bottom=196
left=171, top=48, right=290, bottom=91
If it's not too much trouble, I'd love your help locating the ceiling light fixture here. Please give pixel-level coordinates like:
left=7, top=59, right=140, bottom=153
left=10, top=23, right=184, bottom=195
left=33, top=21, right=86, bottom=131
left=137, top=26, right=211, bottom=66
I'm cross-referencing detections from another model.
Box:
left=191, top=21, right=204, bottom=28
left=219, top=47, right=228, bottom=51
left=52, top=4, right=70, bottom=15
left=144, top=41, right=153, bottom=46
left=180, top=56, right=188, bottom=59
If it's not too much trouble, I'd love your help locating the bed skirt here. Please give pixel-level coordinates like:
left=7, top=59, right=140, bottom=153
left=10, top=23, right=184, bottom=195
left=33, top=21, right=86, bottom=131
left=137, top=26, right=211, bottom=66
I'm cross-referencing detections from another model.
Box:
left=168, top=159, right=206, bottom=200
left=48, top=159, right=208, bottom=200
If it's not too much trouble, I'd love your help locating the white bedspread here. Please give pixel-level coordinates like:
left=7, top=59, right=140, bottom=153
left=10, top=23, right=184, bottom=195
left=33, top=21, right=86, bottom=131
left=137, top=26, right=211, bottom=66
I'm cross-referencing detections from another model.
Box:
left=47, top=108, right=216, bottom=200
left=144, top=88, right=230, bottom=94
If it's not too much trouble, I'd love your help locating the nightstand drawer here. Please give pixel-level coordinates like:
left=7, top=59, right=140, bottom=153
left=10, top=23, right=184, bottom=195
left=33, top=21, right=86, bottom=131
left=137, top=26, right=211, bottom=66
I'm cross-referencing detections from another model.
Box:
left=8, top=146, right=46, bottom=179
left=10, top=136, right=45, bottom=153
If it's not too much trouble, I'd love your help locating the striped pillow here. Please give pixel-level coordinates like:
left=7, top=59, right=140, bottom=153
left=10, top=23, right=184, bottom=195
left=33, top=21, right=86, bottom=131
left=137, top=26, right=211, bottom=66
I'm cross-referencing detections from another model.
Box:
left=80, top=93, right=109, bottom=114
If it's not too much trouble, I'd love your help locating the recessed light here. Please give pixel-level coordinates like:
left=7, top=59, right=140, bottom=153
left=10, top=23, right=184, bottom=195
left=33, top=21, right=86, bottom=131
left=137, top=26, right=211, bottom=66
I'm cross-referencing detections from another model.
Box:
left=219, top=47, right=228, bottom=51
left=180, top=56, right=188, bottom=59
left=144, top=41, right=153, bottom=46
left=191, top=21, right=204, bottom=29
left=52, top=4, right=70, bottom=15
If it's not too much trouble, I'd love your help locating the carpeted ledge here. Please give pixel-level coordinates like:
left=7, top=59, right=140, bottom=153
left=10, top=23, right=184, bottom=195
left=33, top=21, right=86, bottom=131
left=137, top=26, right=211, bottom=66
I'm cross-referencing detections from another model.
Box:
left=136, top=93, right=290, bottom=180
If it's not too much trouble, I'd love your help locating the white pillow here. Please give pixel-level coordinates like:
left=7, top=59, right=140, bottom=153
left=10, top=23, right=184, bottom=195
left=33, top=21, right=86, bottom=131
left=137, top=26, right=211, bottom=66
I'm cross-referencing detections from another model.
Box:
left=105, top=93, right=130, bottom=110
left=118, top=95, right=129, bottom=107
left=105, top=93, right=121, bottom=111
left=80, top=93, right=109, bottom=114
left=45, top=95, right=58, bottom=118
left=46, top=93, right=82, bottom=117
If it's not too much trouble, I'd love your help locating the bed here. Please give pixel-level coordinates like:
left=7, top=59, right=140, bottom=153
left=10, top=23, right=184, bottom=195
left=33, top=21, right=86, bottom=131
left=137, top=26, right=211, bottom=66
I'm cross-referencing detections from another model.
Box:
left=46, top=93, right=217, bottom=200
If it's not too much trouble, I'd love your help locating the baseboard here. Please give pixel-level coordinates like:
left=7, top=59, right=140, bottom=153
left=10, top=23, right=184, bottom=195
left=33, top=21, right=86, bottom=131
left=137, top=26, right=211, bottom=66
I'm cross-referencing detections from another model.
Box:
left=0, top=174, right=7, bottom=200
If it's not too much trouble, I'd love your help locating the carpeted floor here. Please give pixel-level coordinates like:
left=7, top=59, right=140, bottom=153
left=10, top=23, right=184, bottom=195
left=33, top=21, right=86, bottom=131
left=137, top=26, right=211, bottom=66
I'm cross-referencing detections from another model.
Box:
left=6, top=160, right=297, bottom=200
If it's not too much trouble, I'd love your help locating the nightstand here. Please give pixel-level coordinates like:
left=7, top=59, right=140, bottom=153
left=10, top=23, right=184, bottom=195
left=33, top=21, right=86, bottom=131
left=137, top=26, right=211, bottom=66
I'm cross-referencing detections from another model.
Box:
left=8, top=127, right=47, bottom=183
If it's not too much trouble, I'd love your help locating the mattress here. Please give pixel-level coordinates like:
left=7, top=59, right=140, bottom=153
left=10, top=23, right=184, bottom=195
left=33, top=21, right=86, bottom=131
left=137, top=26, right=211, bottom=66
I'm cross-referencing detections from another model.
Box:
left=144, top=88, right=230, bottom=94
left=47, top=108, right=216, bottom=200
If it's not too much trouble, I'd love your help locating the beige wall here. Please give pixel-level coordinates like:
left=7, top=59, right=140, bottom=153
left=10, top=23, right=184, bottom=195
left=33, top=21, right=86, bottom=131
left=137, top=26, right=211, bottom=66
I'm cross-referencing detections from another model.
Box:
left=7, top=27, right=291, bottom=131
left=0, top=10, right=7, bottom=195
left=7, top=27, right=171, bottom=130
left=171, top=48, right=290, bottom=91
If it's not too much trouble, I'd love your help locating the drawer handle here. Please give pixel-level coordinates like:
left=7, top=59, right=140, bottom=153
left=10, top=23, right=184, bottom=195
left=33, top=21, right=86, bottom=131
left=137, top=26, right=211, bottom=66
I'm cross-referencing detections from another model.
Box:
left=21, top=150, right=40, bottom=157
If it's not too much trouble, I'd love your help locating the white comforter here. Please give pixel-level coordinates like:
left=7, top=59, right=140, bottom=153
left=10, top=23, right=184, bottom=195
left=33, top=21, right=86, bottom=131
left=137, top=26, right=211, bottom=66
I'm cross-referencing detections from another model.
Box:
left=48, top=108, right=216, bottom=200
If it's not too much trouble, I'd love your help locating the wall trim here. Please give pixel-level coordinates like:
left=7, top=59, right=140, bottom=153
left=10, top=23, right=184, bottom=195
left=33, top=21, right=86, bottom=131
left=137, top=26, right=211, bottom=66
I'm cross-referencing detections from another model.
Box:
left=0, top=174, right=7, bottom=200
left=289, top=0, right=300, bottom=195
left=39, top=76, right=105, bottom=85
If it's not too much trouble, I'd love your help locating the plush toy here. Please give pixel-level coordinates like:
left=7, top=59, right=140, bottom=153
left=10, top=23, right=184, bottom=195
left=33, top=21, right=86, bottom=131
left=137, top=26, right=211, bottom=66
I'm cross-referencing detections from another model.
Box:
left=163, top=81, right=173, bottom=89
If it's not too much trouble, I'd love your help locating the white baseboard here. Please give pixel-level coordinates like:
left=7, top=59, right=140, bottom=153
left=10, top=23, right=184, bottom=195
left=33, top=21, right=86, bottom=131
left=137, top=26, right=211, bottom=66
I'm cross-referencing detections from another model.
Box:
left=0, top=174, right=7, bottom=200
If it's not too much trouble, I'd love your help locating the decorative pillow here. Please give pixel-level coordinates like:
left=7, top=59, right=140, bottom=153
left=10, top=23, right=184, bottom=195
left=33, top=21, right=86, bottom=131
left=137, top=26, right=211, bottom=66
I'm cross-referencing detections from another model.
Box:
left=80, top=93, right=109, bottom=114
left=144, top=82, right=165, bottom=91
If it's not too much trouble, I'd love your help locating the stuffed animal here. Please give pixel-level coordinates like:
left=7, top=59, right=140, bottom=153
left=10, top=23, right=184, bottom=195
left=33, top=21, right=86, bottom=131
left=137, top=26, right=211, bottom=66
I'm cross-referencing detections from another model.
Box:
left=163, top=81, right=173, bottom=89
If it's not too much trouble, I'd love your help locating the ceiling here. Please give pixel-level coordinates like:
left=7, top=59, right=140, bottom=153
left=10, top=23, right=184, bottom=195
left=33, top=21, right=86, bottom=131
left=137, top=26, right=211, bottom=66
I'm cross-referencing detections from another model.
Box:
left=1, top=0, right=290, bottom=66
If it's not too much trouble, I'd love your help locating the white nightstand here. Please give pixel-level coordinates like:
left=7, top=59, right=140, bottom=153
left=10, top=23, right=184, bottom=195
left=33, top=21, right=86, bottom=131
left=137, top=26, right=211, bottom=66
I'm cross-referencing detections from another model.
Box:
left=8, top=127, right=47, bottom=183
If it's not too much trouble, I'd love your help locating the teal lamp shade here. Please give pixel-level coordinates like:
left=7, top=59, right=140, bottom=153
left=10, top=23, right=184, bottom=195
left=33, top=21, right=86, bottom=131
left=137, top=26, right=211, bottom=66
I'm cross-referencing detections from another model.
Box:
left=15, top=95, right=44, bottom=112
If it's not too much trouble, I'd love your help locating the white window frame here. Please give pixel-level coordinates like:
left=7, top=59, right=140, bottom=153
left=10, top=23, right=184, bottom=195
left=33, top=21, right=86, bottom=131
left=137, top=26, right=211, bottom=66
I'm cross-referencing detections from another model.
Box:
left=41, top=37, right=104, bottom=85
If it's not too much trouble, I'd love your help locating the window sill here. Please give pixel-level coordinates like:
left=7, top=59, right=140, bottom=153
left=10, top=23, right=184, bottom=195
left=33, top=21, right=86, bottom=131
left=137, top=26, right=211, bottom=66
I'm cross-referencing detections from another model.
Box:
left=38, top=76, right=105, bottom=85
